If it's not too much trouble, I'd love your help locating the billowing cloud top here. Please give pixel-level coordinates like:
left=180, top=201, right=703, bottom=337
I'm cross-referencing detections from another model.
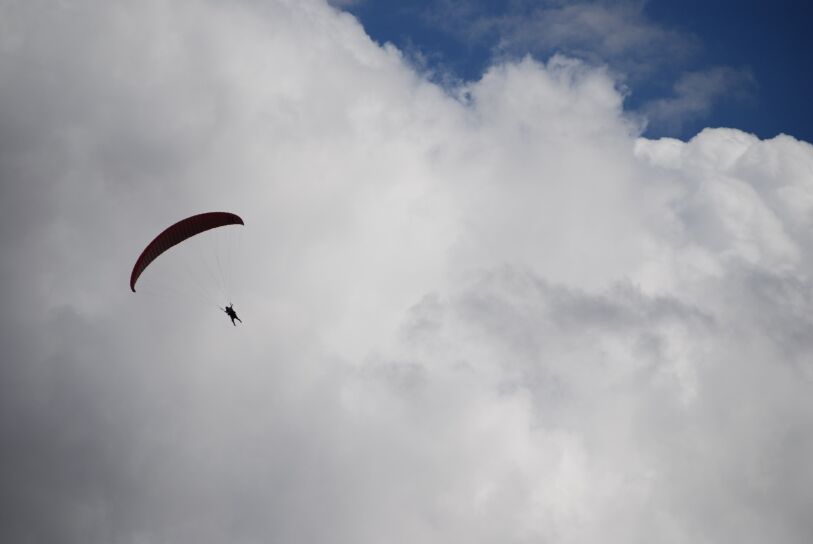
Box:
left=1, top=1, right=812, bottom=543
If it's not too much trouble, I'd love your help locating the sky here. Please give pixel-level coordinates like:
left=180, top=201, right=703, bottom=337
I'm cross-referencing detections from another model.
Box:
left=341, top=0, right=813, bottom=142
left=1, top=1, right=813, bottom=543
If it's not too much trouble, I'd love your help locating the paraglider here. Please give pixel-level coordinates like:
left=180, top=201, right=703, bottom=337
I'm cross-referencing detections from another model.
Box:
left=222, top=303, right=242, bottom=326
left=130, top=212, right=244, bottom=322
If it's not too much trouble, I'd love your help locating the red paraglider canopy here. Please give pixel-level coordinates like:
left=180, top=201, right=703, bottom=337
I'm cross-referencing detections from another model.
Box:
left=130, top=212, right=244, bottom=292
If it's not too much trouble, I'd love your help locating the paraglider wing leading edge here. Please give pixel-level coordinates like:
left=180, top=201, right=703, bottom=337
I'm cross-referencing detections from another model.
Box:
left=130, top=212, right=244, bottom=292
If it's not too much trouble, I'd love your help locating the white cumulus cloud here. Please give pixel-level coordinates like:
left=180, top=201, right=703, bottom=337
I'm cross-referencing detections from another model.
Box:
left=1, top=1, right=812, bottom=543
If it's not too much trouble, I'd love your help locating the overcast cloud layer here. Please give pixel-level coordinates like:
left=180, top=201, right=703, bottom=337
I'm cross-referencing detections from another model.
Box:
left=2, top=1, right=813, bottom=543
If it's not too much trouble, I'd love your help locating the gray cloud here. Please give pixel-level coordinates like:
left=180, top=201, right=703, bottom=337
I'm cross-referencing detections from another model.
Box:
left=327, top=0, right=365, bottom=6
left=424, top=0, right=699, bottom=77
left=2, top=1, right=813, bottom=543
left=397, top=1, right=750, bottom=134
left=643, top=67, right=757, bottom=133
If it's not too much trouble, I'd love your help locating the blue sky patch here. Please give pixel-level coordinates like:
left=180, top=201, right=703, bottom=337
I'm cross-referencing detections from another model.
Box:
left=337, top=0, right=813, bottom=141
